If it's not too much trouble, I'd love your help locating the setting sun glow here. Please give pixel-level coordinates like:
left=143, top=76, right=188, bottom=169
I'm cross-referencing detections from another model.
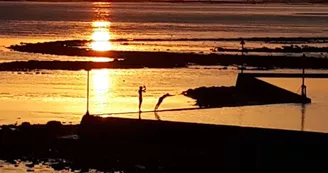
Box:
left=90, top=21, right=112, bottom=51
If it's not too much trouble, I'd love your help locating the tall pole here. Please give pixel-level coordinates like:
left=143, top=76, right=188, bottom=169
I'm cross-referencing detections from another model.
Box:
left=240, top=38, right=245, bottom=73
left=301, top=54, right=307, bottom=101
left=300, top=54, right=307, bottom=130
left=302, top=66, right=305, bottom=88
left=85, top=70, right=90, bottom=116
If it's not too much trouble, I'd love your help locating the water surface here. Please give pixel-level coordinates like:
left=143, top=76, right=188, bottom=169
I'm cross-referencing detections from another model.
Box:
left=0, top=2, right=328, bottom=133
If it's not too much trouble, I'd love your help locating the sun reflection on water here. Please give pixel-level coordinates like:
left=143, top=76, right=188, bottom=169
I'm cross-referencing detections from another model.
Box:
left=92, top=69, right=111, bottom=113
left=90, top=21, right=112, bottom=51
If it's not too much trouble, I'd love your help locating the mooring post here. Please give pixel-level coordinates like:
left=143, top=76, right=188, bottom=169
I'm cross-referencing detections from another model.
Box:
left=85, top=70, right=90, bottom=116
left=240, top=38, right=245, bottom=73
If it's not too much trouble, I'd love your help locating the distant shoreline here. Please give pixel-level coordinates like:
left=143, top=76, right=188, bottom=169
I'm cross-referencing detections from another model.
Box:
left=5, top=38, right=328, bottom=70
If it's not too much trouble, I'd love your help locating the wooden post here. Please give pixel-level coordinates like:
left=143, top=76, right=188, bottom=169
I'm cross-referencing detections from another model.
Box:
left=301, top=54, right=307, bottom=100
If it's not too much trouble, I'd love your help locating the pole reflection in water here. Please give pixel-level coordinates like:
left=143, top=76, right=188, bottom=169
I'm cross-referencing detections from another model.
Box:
left=90, top=21, right=112, bottom=51
left=301, top=104, right=306, bottom=131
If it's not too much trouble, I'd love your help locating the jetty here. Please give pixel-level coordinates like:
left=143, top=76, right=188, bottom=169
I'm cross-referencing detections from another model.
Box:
left=1, top=114, right=328, bottom=172
left=242, top=72, right=328, bottom=78
left=236, top=72, right=311, bottom=103
left=183, top=72, right=312, bottom=108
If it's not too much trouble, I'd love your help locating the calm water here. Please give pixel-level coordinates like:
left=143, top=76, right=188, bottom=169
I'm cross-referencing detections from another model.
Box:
left=0, top=2, right=328, bottom=57
left=0, top=2, right=328, bottom=133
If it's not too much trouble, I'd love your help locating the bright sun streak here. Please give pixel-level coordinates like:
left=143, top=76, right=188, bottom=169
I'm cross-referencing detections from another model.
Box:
left=92, top=69, right=111, bottom=113
left=91, top=29, right=111, bottom=41
left=93, top=21, right=110, bottom=28
left=90, top=21, right=112, bottom=51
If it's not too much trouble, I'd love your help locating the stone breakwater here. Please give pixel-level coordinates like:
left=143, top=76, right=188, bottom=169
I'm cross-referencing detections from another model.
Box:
left=183, top=73, right=310, bottom=108
left=1, top=115, right=327, bottom=172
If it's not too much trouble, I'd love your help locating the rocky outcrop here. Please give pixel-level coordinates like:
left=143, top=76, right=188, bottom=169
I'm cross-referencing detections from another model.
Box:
left=183, top=73, right=310, bottom=108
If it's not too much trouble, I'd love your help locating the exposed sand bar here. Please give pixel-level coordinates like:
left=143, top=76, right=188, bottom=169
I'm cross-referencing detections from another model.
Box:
left=2, top=54, right=328, bottom=71
left=4, top=38, right=328, bottom=70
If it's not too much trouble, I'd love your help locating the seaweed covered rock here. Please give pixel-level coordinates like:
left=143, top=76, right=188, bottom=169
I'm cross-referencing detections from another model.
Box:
left=183, top=86, right=241, bottom=108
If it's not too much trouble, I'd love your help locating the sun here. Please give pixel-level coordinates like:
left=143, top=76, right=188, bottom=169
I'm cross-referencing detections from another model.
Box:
left=90, top=21, right=112, bottom=51
left=91, top=29, right=111, bottom=41
left=92, top=21, right=110, bottom=28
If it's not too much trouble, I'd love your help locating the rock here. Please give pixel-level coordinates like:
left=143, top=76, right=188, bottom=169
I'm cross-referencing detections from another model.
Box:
left=46, top=121, right=62, bottom=132
left=21, top=122, right=31, bottom=127
left=46, top=121, right=62, bottom=127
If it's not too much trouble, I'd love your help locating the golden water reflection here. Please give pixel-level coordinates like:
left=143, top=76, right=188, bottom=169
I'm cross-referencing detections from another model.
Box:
left=92, top=69, right=111, bottom=113
left=90, top=21, right=112, bottom=51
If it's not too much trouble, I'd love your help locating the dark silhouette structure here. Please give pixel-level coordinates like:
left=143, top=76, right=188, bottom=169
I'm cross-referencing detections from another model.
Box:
left=2, top=115, right=328, bottom=172
left=301, top=54, right=307, bottom=102
left=183, top=73, right=311, bottom=108
left=138, top=86, right=146, bottom=112
left=240, top=38, right=246, bottom=73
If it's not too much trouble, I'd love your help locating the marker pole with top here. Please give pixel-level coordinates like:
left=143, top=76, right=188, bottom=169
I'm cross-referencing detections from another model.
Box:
left=300, top=54, right=306, bottom=130
left=301, top=54, right=307, bottom=101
